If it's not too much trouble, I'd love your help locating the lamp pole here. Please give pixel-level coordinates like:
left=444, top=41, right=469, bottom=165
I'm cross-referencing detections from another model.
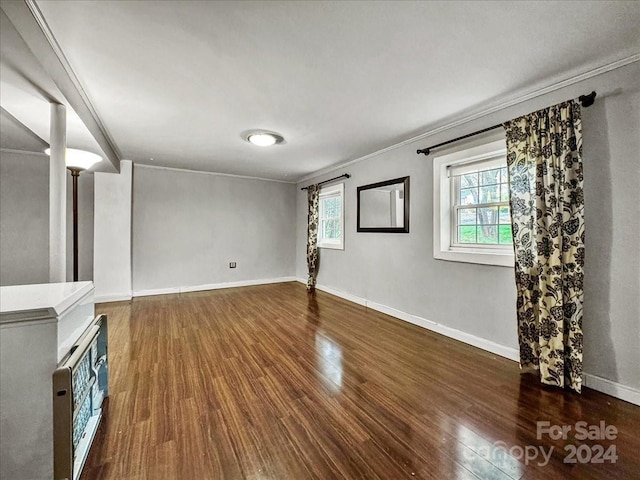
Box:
left=45, top=147, right=102, bottom=282
left=68, top=167, right=82, bottom=281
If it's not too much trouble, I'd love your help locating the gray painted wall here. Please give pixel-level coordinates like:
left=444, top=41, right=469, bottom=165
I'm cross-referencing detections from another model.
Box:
left=0, top=151, right=49, bottom=285
left=0, top=151, right=94, bottom=286
left=296, top=62, right=640, bottom=392
left=132, top=165, right=296, bottom=292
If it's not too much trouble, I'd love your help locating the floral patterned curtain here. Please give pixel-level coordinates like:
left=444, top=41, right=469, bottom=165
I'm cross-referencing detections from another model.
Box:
left=503, top=100, right=585, bottom=393
left=306, top=184, right=320, bottom=292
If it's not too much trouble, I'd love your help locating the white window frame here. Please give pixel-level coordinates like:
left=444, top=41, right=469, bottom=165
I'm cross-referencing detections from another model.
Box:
left=433, top=135, right=514, bottom=267
left=318, top=183, right=344, bottom=250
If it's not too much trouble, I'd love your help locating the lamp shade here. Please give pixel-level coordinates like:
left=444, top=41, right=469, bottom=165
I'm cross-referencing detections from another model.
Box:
left=44, top=148, right=102, bottom=170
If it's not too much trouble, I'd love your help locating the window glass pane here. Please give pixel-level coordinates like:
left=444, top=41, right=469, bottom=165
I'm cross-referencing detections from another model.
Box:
left=439, top=147, right=514, bottom=259
left=478, top=206, right=499, bottom=225
left=323, top=219, right=341, bottom=240
left=460, top=173, right=478, bottom=188
left=318, top=184, right=344, bottom=248
left=458, top=226, right=476, bottom=243
left=460, top=188, right=478, bottom=205
left=477, top=225, right=498, bottom=244
left=500, top=184, right=510, bottom=202
left=500, top=167, right=508, bottom=183
left=325, top=219, right=333, bottom=239
left=323, top=199, right=331, bottom=218
left=479, top=185, right=499, bottom=203
left=322, top=197, right=339, bottom=218
left=480, top=169, right=500, bottom=186
left=323, top=219, right=333, bottom=239
left=499, top=224, right=513, bottom=244
left=458, top=208, right=476, bottom=225
left=335, top=218, right=342, bottom=238
left=499, top=206, right=511, bottom=224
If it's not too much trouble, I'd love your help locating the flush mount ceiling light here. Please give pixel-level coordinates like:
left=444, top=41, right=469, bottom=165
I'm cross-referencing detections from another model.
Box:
left=45, top=148, right=102, bottom=170
left=245, top=130, right=285, bottom=147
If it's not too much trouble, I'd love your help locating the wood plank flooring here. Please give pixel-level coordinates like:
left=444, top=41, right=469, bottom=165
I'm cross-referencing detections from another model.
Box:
left=81, top=282, right=640, bottom=480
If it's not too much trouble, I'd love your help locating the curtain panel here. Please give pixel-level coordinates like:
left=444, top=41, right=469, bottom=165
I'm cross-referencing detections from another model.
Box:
left=503, top=100, right=585, bottom=393
left=306, top=184, right=320, bottom=292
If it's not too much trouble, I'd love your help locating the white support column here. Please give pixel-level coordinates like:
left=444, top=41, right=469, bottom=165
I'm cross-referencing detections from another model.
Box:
left=93, top=160, right=133, bottom=301
left=49, top=103, right=67, bottom=282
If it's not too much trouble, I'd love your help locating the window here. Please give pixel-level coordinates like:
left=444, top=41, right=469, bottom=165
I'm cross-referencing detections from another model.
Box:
left=318, top=183, right=344, bottom=250
left=452, top=161, right=512, bottom=246
left=433, top=136, right=514, bottom=267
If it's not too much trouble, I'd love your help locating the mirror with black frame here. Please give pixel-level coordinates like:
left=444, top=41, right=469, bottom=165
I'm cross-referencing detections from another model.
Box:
left=357, top=176, right=410, bottom=233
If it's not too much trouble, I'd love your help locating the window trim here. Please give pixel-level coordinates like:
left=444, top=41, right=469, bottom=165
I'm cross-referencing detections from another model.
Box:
left=433, top=136, right=514, bottom=267
left=318, top=183, right=345, bottom=250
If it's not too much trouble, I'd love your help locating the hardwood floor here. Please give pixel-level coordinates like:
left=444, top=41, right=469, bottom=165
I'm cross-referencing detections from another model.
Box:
left=81, top=282, right=640, bottom=480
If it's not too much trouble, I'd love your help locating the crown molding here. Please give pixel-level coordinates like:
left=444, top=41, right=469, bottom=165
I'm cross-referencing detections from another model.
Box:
left=135, top=162, right=295, bottom=184
left=297, top=53, right=640, bottom=185
left=0, top=148, right=48, bottom=156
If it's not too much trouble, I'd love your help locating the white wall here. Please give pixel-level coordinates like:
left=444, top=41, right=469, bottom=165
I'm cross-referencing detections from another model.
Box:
left=48, top=104, right=66, bottom=283
left=296, top=62, right=640, bottom=397
left=0, top=151, right=49, bottom=285
left=132, top=165, right=296, bottom=294
left=93, top=160, right=132, bottom=301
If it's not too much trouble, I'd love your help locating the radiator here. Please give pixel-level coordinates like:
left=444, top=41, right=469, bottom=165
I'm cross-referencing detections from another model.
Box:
left=53, top=314, right=109, bottom=480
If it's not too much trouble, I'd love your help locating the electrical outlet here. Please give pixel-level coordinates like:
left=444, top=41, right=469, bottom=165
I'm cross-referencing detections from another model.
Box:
left=229, top=262, right=236, bottom=268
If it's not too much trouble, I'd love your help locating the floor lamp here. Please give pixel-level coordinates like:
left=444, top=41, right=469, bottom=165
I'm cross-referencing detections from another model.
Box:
left=45, top=148, right=102, bottom=281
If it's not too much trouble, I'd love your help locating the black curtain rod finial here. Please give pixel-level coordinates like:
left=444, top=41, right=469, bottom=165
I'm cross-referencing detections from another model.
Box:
left=578, top=91, right=596, bottom=108
left=416, top=148, right=430, bottom=156
left=301, top=173, right=351, bottom=190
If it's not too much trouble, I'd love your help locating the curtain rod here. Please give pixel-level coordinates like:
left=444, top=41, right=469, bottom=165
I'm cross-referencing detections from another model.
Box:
left=301, top=173, right=351, bottom=190
left=416, top=91, right=597, bottom=157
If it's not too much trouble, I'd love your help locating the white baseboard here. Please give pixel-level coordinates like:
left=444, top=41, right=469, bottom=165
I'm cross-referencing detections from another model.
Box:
left=299, top=279, right=367, bottom=307
left=133, top=277, right=297, bottom=298
left=366, top=299, right=520, bottom=362
left=133, top=286, right=180, bottom=297
left=296, top=278, right=518, bottom=361
left=95, top=292, right=132, bottom=303
left=583, top=374, right=640, bottom=406
left=297, top=278, right=640, bottom=406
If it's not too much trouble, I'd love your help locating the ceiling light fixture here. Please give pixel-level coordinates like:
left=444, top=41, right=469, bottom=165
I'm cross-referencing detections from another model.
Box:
left=44, top=148, right=102, bottom=170
left=245, top=130, right=284, bottom=147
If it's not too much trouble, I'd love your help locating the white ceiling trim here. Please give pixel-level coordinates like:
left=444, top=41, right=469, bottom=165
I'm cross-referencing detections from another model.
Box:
left=1, top=0, right=121, bottom=170
left=297, top=53, right=640, bottom=185
left=0, top=147, right=48, bottom=156
left=135, top=162, right=295, bottom=185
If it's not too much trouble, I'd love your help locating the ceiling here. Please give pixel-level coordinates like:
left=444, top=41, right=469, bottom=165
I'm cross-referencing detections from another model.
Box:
left=0, top=108, right=47, bottom=152
left=0, top=8, right=113, bottom=171
left=2, top=1, right=639, bottom=181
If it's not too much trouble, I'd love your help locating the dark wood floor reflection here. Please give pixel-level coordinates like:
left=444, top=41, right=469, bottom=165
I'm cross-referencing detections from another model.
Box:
left=82, top=282, right=640, bottom=480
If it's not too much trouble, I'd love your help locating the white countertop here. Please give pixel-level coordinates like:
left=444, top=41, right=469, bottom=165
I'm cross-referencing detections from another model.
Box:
left=0, top=281, right=94, bottom=323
